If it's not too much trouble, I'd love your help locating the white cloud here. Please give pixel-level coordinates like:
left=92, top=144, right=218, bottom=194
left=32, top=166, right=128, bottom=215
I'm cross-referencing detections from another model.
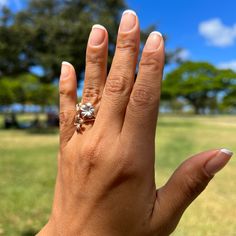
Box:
left=0, top=0, right=7, bottom=6
left=218, top=60, right=236, bottom=71
left=172, top=49, right=191, bottom=63
left=199, top=18, right=236, bottom=47
left=176, top=49, right=190, bottom=61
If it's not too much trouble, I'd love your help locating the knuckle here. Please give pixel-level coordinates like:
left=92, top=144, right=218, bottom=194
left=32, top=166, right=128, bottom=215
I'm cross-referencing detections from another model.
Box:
left=184, top=175, right=207, bottom=198
left=111, top=155, right=137, bottom=181
left=59, top=111, right=75, bottom=126
left=83, top=87, right=101, bottom=102
left=140, top=52, right=163, bottom=73
left=59, top=82, right=74, bottom=96
left=182, top=164, right=211, bottom=198
left=86, top=52, right=105, bottom=66
left=130, top=85, right=157, bottom=107
left=80, top=139, right=101, bottom=163
left=85, top=68, right=101, bottom=83
left=116, top=37, right=137, bottom=53
left=104, top=75, right=127, bottom=95
left=112, top=144, right=140, bottom=176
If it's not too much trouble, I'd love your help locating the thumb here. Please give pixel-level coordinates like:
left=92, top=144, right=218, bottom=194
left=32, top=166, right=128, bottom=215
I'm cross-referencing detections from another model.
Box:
left=152, top=149, right=233, bottom=234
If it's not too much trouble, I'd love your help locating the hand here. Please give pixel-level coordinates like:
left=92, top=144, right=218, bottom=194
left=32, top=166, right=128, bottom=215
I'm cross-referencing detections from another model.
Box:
left=38, top=10, right=233, bottom=236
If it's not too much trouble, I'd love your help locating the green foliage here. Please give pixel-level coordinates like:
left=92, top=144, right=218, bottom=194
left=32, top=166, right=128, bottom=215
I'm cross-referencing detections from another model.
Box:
left=0, top=6, right=34, bottom=76
left=222, top=85, right=236, bottom=111
left=0, top=78, right=18, bottom=104
left=162, top=61, right=236, bottom=114
left=0, top=73, right=57, bottom=106
left=0, top=0, right=158, bottom=83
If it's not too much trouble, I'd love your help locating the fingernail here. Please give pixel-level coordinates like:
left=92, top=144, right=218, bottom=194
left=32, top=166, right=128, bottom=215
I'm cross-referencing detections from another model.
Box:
left=205, top=148, right=233, bottom=175
left=144, top=31, right=162, bottom=51
left=120, top=9, right=137, bottom=32
left=89, top=24, right=106, bottom=46
left=61, top=61, right=72, bottom=79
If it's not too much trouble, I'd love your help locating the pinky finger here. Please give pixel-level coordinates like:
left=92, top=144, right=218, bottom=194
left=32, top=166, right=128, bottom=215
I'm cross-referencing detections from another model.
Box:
left=122, top=32, right=164, bottom=139
left=59, top=61, right=77, bottom=148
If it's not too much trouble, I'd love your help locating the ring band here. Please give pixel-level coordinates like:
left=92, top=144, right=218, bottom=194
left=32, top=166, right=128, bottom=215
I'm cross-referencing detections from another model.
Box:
left=74, top=102, right=96, bottom=132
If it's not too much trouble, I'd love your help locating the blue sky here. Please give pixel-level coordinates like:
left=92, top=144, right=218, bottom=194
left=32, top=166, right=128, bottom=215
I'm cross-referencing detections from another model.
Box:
left=1, top=0, right=236, bottom=72
left=127, top=0, right=236, bottom=70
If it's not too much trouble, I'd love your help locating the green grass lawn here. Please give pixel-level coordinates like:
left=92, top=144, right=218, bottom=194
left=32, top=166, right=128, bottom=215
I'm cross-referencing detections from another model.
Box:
left=0, top=115, right=235, bottom=235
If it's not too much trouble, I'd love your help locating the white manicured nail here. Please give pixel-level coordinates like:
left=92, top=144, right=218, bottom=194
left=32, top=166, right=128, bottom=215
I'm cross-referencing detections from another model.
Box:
left=205, top=149, right=233, bottom=175
left=144, top=31, right=162, bottom=51
left=220, top=148, right=233, bottom=156
left=61, top=61, right=73, bottom=78
left=122, top=9, right=137, bottom=16
left=62, top=61, right=73, bottom=67
left=150, top=31, right=163, bottom=37
left=90, top=24, right=106, bottom=46
left=92, top=24, right=106, bottom=31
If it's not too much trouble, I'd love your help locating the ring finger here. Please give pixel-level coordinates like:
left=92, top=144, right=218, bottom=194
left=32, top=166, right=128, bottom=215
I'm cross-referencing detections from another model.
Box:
left=81, top=24, right=108, bottom=128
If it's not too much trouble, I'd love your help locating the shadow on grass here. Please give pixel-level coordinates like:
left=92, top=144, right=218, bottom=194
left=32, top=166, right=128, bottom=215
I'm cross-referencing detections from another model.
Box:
left=25, top=127, right=58, bottom=135
left=21, top=229, right=38, bottom=236
left=0, top=126, right=58, bottom=135
left=158, top=120, right=196, bottom=128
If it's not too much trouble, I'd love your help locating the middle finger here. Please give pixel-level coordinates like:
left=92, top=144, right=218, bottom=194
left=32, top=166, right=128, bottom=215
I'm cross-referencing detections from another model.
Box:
left=95, top=10, right=140, bottom=132
left=83, top=24, right=108, bottom=106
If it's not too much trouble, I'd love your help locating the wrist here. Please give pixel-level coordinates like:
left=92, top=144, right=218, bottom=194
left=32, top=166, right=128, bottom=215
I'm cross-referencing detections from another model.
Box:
left=37, top=214, right=113, bottom=236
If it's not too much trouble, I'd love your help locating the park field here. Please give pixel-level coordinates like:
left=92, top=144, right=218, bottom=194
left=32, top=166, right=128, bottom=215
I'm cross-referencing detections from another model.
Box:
left=0, top=115, right=235, bottom=235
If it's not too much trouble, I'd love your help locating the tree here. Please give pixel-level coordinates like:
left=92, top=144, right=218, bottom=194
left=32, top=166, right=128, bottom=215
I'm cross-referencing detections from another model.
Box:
left=0, top=0, right=175, bottom=85
left=33, top=83, right=58, bottom=110
left=0, top=78, right=18, bottom=105
left=0, top=7, right=33, bottom=76
left=162, top=61, right=236, bottom=114
left=0, top=73, right=57, bottom=108
left=7, top=0, right=157, bottom=83
left=221, top=83, right=236, bottom=112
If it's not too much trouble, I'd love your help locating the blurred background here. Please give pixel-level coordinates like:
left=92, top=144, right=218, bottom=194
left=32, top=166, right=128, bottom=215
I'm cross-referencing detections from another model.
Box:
left=0, top=0, right=235, bottom=235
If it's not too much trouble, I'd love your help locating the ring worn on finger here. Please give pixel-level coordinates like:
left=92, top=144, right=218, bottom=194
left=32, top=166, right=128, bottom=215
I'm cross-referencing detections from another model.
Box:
left=74, top=102, right=96, bottom=132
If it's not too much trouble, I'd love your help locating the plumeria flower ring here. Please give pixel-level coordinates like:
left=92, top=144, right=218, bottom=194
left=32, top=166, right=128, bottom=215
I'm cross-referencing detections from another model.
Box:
left=74, top=102, right=96, bottom=132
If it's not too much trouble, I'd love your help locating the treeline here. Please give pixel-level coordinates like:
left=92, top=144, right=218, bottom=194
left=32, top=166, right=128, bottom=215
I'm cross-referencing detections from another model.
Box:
left=0, top=73, right=57, bottom=109
left=0, top=0, right=235, bottom=114
left=0, top=0, right=156, bottom=83
left=162, top=62, right=236, bottom=114
left=0, top=0, right=155, bottom=109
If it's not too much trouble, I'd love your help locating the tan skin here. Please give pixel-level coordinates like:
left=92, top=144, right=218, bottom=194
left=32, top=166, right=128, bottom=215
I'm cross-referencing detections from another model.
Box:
left=38, top=11, right=232, bottom=236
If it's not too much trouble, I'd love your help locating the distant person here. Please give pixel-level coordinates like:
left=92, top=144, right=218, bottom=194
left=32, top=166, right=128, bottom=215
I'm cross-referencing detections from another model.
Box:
left=37, top=10, right=233, bottom=235
left=31, top=115, right=41, bottom=128
left=4, top=113, right=19, bottom=129
left=46, top=112, right=59, bottom=127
